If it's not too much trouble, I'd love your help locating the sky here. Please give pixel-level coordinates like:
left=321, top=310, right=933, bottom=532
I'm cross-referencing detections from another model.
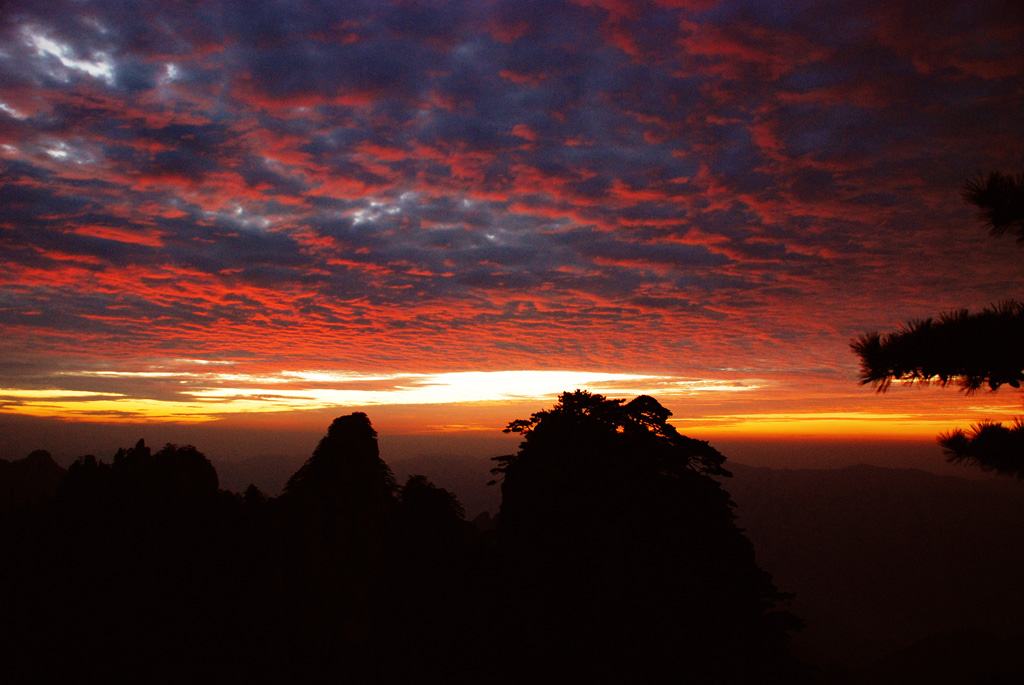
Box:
left=1, top=0, right=1023, bottom=464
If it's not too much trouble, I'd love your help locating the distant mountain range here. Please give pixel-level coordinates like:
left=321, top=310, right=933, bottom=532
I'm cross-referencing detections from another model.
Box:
left=726, top=463, right=1024, bottom=681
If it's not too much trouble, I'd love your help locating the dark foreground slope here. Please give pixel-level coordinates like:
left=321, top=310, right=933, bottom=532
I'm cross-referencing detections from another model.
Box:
left=0, top=402, right=801, bottom=684
left=380, top=453, right=1024, bottom=682
left=727, top=463, right=1024, bottom=682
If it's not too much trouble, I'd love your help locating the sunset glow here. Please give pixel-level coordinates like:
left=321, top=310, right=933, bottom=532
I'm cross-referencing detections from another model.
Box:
left=2, top=369, right=761, bottom=422
left=1, top=0, right=1022, bottom=457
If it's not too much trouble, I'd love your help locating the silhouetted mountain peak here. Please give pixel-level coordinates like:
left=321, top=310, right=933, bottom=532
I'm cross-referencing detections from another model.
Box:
left=283, top=412, right=396, bottom=504
left=0, top=450, right=66, bottom=516
left=151, top=444, right=219, bottom=499
left=324, top=411, right=377, bottom=443
left=22, top=449, right=59, bottom=469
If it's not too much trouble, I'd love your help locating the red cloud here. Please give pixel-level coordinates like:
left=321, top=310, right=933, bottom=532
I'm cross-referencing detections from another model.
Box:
left=72, top=225, right=165, bottom=247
